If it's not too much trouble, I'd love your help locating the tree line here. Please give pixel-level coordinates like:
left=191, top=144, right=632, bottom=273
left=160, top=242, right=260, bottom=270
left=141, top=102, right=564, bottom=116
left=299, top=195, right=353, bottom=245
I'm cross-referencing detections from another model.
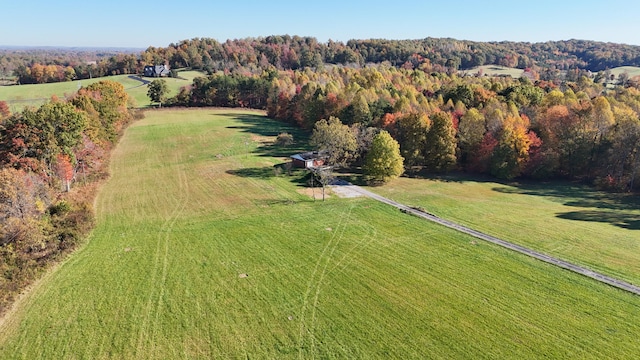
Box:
left=4, top=37, right=640, bottom=84
left=160, top=62, right=640, bottom=191
left=145, top=37, right=640, bottom=73
left=0, top=81, right=139, bottom=314
left=0, top=48, right=141, bottom=84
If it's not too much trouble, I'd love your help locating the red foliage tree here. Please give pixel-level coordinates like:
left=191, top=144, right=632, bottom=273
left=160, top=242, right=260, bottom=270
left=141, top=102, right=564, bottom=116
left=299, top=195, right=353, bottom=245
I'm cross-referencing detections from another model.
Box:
left=451, top=110, right=462, bottom=131
left=56, top=154, right=74, bottom=192
left=468, top=133, right=498, bottom=173
left=323, top=92, right=347, bottom=119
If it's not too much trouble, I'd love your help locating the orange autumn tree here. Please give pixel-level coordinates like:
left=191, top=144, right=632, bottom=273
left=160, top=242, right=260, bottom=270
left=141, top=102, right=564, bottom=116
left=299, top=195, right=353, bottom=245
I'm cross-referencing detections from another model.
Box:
left=0, top=101, right=10, bottom=120
left=56, top=154, right=74, bottom=192
left=490, top=114, right=532, bottom=179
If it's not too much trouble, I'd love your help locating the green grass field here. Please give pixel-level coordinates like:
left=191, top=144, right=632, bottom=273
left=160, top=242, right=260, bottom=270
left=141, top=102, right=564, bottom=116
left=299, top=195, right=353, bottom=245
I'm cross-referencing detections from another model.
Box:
left=460, top=65, right=525, bottom=78
left=0, top=70, right=203, bottom=112
left=460, top=65, right=640, bottom=81
left=372, top=175, right=640, bottom=285
left=175, top=70, right=207, bottom=82
left=1, top=109, right=640, bottom=359
left=608, top=66, right=640, bottom=79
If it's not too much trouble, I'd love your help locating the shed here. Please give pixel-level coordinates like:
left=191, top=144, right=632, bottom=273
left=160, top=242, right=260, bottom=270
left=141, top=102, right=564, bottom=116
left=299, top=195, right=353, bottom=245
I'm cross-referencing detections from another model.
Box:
left=290, top=151, right=325, bottom=169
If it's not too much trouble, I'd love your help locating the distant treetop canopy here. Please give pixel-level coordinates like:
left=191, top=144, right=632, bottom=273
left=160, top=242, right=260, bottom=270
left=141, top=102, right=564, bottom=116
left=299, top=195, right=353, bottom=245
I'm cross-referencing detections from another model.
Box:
left=4, top=37, right=640, bottom=84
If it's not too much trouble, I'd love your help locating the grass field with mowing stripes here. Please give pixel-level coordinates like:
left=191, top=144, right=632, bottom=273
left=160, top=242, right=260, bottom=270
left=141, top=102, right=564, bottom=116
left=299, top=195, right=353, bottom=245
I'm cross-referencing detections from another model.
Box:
left=1, top=109, right=639, bottom=359
left=373, top=175, right=640, bottom=285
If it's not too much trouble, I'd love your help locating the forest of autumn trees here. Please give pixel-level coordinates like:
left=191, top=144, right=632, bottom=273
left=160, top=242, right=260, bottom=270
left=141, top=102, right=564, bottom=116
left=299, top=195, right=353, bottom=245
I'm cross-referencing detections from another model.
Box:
left=0, top=81, right=139, bottom=313
left=0, top=48, right=141, bottom=84
left=160, top=61, right=640, bottom=192
left=4, top=37, right=640, bottom=84
left=139, top=37, right=640, bottom=74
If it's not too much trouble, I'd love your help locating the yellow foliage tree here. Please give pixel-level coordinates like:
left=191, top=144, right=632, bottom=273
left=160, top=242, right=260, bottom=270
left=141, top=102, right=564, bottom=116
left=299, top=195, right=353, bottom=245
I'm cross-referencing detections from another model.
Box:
left=364, top=130, right=404, bottom=183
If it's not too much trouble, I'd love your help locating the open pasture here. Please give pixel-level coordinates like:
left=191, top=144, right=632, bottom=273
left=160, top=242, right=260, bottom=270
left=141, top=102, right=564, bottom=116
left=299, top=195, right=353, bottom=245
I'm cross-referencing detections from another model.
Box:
left=0, top=78, right=97, bottom=112
left=1, top=110, right=640, bottom=359
left=175, top=70, right=207, bottom=82
left=460, top=65, right=525, bottom=78
left=608, top=66, right=640, bottom=78
left=374, top=175, right=640, bottom=285
left=0, top=71, right=196, bottom=112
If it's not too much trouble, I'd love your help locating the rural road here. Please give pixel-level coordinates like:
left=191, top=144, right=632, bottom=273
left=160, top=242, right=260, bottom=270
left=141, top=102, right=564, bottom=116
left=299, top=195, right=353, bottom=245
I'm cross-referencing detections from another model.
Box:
left=330, top=179, right=640, bottom=296
left=126, top=75, right=151, bottom=88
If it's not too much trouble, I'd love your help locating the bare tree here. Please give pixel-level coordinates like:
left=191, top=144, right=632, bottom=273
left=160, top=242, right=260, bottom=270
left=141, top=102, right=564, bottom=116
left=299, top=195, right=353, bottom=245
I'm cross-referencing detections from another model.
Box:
left=310, top=166, right=334, bottom=201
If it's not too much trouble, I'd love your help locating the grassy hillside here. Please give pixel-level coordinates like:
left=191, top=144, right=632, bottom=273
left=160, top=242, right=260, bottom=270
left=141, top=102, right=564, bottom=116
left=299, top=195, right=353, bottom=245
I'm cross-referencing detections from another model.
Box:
left=125, top=70, right=205, bottom=107
left=460, top=65, right=525, bottom=78
left=373, top=175, right=640, bottom=284
left=0, top=70, right=203, bottom=112
left=175, top=70, right=207, bottom=82
left=608, top=66, right=640, bottom=78
left=1, top=109, right=640, bottom=359
left=459, top=65, right=640, bottom=81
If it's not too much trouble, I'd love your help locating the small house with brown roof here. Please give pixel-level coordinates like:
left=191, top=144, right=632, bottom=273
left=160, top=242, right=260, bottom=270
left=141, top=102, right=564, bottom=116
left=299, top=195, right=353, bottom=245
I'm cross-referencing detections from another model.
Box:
left=290, top=151, right=325, bottom=169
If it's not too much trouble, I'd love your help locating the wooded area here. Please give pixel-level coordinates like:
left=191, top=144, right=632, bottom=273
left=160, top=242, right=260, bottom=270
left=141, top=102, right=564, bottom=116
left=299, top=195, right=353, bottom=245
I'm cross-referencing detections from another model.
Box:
left=0, top=81, right=140, bottom=313
left=161, top=63, right=640, bottom=191
left=3, top=37, right=640, bottom=84
left=5, top=37, right=636, bottom=189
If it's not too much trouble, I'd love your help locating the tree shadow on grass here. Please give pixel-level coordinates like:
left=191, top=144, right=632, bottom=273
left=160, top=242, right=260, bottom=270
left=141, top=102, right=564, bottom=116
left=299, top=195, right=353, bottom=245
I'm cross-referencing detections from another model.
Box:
left=332, top=167, right=368, bottom=186
left=220, top=113, right=310, bottom=158
left=219, top=113, right=286, bottom=137
left=226, top=167, right=277, bottom=179
left=224, top=165, right=315, bottom=205
left=557, top=211, right=640, bottom=230
left=226, top=165, right=311, bottom=187
left=399, top=169, right=507, bottom=185
left=487, top=180, right=640, bottom=230
left=256, top=142, right=309, bottom=158
left=405, top=171, right=640, bottom=230
left=492, top=182, right=640, bottom=212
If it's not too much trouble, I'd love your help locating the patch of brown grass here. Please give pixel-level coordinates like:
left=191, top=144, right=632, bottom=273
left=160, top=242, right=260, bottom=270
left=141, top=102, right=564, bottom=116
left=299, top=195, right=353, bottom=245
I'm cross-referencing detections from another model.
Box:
left=297, top=187, right=331, bottom=200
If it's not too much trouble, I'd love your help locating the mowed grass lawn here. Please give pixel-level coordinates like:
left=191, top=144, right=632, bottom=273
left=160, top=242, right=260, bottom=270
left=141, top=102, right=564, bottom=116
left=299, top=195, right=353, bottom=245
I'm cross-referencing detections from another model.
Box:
left=1, top=109, right=640, bottom=359
left=373, top=175, right=640, bottom=285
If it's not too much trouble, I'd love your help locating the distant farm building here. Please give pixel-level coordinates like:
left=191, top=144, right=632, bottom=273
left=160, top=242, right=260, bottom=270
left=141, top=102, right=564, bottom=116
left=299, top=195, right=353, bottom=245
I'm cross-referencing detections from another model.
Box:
left=143, top=64, right=170, bottom=77
left=290, top=152, right=325, bottom=169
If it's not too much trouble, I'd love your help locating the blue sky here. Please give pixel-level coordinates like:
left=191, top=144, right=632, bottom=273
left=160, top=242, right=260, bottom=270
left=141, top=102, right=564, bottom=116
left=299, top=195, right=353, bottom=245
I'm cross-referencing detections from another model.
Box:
left=2, top=0, right=639, bottom=48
